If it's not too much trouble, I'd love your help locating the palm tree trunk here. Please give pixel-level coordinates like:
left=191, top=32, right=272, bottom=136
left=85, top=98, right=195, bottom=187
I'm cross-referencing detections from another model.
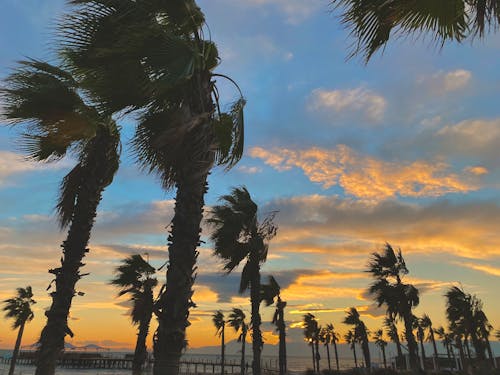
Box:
left=133, top=309, right=153, bottom=375
left=419, top=335, right=426, bottom=368
left=485, top=336, right=496, bottom=368
left=430, top=330, right=439, bottom=370
left=464, top=336, right=471, bottom=360
left=382, top=346, right=387, bottom=369
left=456, top=337, right=466, bottom=371
left=240, top=332, right=246, bottom=375
left=403, top=312, right=419, bottom=370
left=36, top=175, right=106, bottom=375
left=333, top=340, right=339, bottom=371
left=361, top=334, right=370, bottom=369
left=250, top=265, right=262, bottom=375
left=277, top=305, right=286, bottom=375
left=314, top=339, right=320, bottom=372
left=8, top=321, right=25, bottom=375
left=353, top=345, right=358, bottom=368
left=325, top=343, right=331, bottom=371
left=310, top=344, right=315, bottom=372
left=221, top=327, right=225, bottom=375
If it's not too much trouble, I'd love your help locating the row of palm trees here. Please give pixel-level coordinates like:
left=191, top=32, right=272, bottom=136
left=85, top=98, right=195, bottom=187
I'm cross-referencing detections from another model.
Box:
left=2, top=2, right=500, bottom=375
left=300, top=244, right=499, bottom=373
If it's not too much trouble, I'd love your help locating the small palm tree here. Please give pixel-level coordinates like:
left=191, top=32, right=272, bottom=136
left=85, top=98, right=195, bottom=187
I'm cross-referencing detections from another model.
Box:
left=367, top=244, right=420, bottom=370
left=345, top=330, right=358, bottom=368
left=373, top=329, right=387, bottom=368
left=261, top=276, right=287, bottom=375
left=343, top=307, right=370, bottom=369
left=228, top=308, right=248, bottom=375
left=2, top=60, right=120, bottom=375
left=303, top=313, right=320, bottom=372
left=384, top=316, right=403, bottom=364
left=208, top=187, right=277, bottom=375
left=326, top=324, right=340, bottom=371
left=319, top=327, right=332, bottom=371
left=212, top=311, right=226, bottom=375
left=3, top=286, right=36, bottom=375
left=421, top=314, right=439, bottom=370
left=414, top=316, right=426, bottom=366
left=436, top=326, right=454, bottom=364
left=111, top=255, right=157, bottom=374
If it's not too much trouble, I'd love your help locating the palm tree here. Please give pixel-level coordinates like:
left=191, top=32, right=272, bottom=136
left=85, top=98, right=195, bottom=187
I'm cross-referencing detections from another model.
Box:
left=445, top=286, right=487, bottom=361
left=345, top=330, right=358, bottom=368
left=2, top=60, right=121, bottom=375
left=59, top=3, right=245, bottom=374
left=414, top=316, right=426, bottom=367
left=228, top=308, right=249, bottom=375
left=319, top=327, right=332, bottom=371
left=325, top=324, right=340, bottom=371
left=496, top=329, right=500, bottom=340
left=3, top=286, right=36, bottom=375
left=330, top=0, right=500, bottom=62
left=367, top=243, right=420, bottom=370
left=476, top=309, right=496, bottom=368
left=436, top=326, right=455, bottom=366
left=212, top=311, right=226, bottom=375
left=111, top=255, right=157, bottom=374
left=208, top=187, right=277, bottom=375
left=421, top=314, right=439, bottom=370
left=303, top=313, right=320, bottom=372
left=261, top=276, right=287, bottom=375
left=384, top=316, right=403, bottom=365
left=343, top=307, right=370, bottom=369
left=373, top=329, right=388, bottom=368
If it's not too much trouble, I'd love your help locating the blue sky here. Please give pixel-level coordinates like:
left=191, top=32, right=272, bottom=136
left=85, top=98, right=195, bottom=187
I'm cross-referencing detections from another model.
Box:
left=0, top=0, right=499, bottom=351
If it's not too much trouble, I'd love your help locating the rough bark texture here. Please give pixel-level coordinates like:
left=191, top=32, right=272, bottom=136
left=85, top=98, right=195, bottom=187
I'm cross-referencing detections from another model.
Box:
left=9, top=322, right=25, bottom=375
left=249, top=257, right=262, bottom=375
left=403, top=312, right=420, bottom=371
left=35, top=129, right=118, bottom=375
left=152, top=70, right=215, bottom=375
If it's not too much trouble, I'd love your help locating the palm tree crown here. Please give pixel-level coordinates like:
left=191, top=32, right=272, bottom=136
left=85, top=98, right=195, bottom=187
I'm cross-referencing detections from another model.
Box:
left=212, top=311, right=225, bottom=337
left=330, top=0, right=500, bottom=62
left=343, top=307, right=370, bottom=368
left=3, top=286, right=36, bottom=329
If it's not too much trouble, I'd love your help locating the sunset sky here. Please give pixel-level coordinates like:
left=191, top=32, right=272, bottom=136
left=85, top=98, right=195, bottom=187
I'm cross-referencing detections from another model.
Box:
left=0, top=0, right=499, bottom=353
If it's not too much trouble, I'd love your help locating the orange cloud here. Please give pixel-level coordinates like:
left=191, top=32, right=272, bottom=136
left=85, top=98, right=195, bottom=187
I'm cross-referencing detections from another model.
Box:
left=250, top=146, right=478, bottom=200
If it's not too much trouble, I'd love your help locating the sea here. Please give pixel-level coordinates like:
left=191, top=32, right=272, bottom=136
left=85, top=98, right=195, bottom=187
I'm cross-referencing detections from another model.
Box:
left=0, top=351, right=366, bottom=375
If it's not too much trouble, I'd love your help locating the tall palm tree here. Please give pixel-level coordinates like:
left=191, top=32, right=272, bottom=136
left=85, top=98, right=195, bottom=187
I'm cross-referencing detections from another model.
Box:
left=384, top=316, right=403, bottom=365
left=319, top=327, right=331, bottom=371
left=373, top=329, right=388, bottom=368
left=3, top=286, right=36, bottom=375
left=325, top=324, right=340, bottom=371
left=59, top=3, right=245, bottom=374
left=1, top=60, right=121, bottom=375
left=110, top=254, right=157, bottom=374
left=208, top=187, right=277, bottom=375
left=345, top=330, right=358, bottom=368
left=436, top=326, right=453, bottom=363
left=228, top=308, right=248, bottom=375
left=261, top=276, right=287, bottom=375
left=303, top=313, right=320, bottom=372
left=212, top=311, right=226, bottom=375
left=475, top=309, right=496, bottom=368
left=330, top=0, right=500, bottom=62
left=414, top=316, right=426, bottom=367
left=421, top=314, right=439, bottom=370
left=367, top=243, right=420, bottom=370
left=445, top=286, right=487, bottom=361
left=343, top=307, right=370, bottom=369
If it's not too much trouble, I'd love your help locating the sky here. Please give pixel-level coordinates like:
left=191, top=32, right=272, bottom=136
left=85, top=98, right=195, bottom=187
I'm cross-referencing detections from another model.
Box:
left=0, top=0, right=499, bottom=355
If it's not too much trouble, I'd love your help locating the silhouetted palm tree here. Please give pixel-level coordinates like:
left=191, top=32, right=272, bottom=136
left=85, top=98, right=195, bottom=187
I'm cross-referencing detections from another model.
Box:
left=476, top=309, right=496, bottom=367
left=414, top=316, right=426, bottom=367
left=303, top=313, right=320, bottom=372
left=326, top=324, right=340, bottom=371
left=111, top=255, right=157, bottom=374
left=208, top=187, right=277, bottom=375
left=421, top=314, right=439, bottom=370
left=212, top=311, right=226, bottom=375
left=330, top=0, right=500, bottom=62
left=445, top=286, right=487, bottom=361
left=3, top=286, right=36, bottom=375
left=319, top=326, right=335, bottom=371
left=343, top=307, right=370, bottom=369
left=228, top=308, right=248, bottom=375
left=261, top=276, right=287, bottom=375
left=373, top=329, right=387, bottom=368
left=345, top=330, right=358, bottom=368
left=59, top=3, right=245, bottom=373
left=367, top=244, right=420, bottom=370
left=2, top=60, right=120, bottom=375
left=384, top=316, right=403, bottom=364
left=436, top=326, right=454, bottom=364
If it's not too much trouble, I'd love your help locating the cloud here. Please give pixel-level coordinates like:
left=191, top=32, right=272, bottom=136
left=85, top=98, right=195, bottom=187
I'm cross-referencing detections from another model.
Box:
left=0, top=150, right=70, bottom=187
left=250, top=145, right=478, bottom=200
left=309, top=88, right=387, bottom=123
left=237, top=165, right=263, bottom=174
left=418, top=69, right=472, bottom=95
left=454, top=262, right=500, bottom=277
left=244, top=0, right=322, bottom=24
